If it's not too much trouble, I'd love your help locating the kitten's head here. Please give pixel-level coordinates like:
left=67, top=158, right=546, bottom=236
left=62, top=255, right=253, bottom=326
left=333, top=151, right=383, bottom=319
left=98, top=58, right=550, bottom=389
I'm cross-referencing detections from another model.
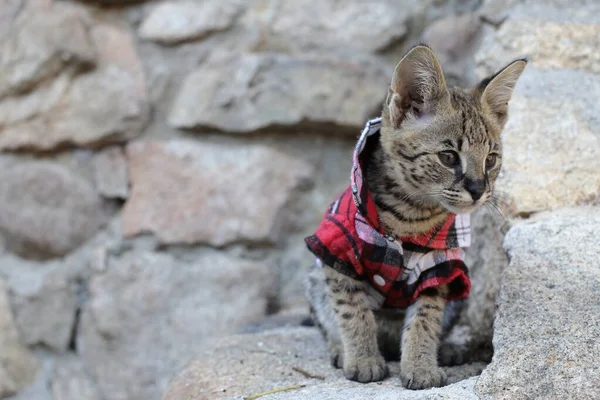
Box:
left=380, top=45, right=526, bottom=214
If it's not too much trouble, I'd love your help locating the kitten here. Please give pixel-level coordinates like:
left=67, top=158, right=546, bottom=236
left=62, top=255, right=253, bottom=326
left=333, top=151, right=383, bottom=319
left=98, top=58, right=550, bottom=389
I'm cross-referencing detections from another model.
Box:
left=305, top=45, right=526, bottom=389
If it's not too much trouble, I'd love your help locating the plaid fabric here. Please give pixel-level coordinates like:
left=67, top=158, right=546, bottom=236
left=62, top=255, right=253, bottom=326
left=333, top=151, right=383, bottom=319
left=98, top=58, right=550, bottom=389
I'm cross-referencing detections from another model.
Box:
left=305, top=118, right=471, bottom=309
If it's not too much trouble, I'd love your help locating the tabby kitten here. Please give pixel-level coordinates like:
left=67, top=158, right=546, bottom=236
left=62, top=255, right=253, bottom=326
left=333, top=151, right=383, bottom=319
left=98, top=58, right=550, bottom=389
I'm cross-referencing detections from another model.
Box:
left=305, top=45, right=526, bottom=389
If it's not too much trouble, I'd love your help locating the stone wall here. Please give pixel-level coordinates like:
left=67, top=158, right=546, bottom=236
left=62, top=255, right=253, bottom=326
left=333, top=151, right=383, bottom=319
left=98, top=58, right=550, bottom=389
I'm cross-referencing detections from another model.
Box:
left=1, top=1, right=598, bottom=400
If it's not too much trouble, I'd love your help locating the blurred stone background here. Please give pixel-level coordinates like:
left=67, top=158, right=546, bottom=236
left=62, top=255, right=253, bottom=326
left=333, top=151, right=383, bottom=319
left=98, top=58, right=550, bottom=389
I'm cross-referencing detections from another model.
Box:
left=0, top=0, right=599, bottom=400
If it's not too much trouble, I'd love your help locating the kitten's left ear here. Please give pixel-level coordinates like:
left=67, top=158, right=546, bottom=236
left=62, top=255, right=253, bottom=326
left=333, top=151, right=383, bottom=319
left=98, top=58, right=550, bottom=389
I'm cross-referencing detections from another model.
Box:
left=479, top=59, right=527, bottom=126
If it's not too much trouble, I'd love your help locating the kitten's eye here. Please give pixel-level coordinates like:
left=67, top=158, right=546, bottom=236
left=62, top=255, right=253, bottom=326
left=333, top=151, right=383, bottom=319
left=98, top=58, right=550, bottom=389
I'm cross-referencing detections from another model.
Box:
left=485, top=154, right=498, bottom=170
left=438, top=151, right=459, bottom=167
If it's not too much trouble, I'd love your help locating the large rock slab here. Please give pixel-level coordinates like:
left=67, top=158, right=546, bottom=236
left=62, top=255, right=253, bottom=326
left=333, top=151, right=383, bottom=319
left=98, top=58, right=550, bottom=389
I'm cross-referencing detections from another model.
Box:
left=0, top=162, right=108, bottom=259
left=0, top=278, right=39, bottom=398
left=163, top=327, right=486, bottom=400
left=79, top=249, right=276, bottom=400
left=263, top=0, right=428, bottom=54
left=475, top=4, right=600, bottom=215
left=139, top=1, right=244, bottom=45
left=122, top=140, right=314, bottom=246
left=168, top=54, right=388, bottom=134
left=0, top=2, right=149, bottom=151
left=476, top=207, right=600, bottom=399
left=0, top=255, right=78, bottom=353
left=0, top=1, right=95, bottom=100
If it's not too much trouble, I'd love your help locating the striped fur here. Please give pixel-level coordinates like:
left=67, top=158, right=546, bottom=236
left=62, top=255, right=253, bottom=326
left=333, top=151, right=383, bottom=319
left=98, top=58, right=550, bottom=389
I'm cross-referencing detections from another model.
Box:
left=306, top=45, right=526, bottom=389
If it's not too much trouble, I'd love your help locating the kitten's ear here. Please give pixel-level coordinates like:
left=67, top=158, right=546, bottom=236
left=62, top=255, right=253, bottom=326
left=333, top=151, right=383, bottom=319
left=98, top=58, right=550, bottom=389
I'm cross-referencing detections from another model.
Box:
left=387, top=45, right=449, bottom=128
left=479, top=59, right=527, bottom=126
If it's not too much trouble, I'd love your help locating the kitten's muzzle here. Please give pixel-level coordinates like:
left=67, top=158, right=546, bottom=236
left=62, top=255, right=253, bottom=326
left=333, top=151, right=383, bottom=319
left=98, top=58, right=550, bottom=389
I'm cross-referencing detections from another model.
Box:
left=464, top=178, right=486, bottom=201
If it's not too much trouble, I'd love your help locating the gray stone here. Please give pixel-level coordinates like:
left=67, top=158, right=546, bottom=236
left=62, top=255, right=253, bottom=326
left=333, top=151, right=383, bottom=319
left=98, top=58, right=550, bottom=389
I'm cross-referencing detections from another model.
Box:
left=0, top=255, right=78, bottom=353
left=0, top=162, right=108, bottom=259
left=139, top=1, right=244, bottom=45
left=0, top=4, right=149, bottom=152
left=0, top=278, right=38, bottom=398
left=78, top=249, right=276, bottom=400
left=0, top=65, right=149, bottom=151
left=476, top=207, right=600, bottom=399
left=168, top=53, right=388, bottom=134
left=122, top=139, right=314, bottom=246
left=50, top=356, right=102, bottom=400
left=92, top=146, right=129, bottom=199
left=476, top=4, right=600, bottom=76
left=0, top=1, right=96, bottom=100
left=264, top=0, right=428, bottom=54
left=474, top=3, right=600, bottom=215
left=163, top=327, right=485, bottom=400
left=421, top=13, right=483, bottom=87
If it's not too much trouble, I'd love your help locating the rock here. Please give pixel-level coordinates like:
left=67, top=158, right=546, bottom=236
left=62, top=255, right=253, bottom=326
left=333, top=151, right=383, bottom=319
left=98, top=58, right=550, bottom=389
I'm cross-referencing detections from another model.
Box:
left=168, top=53, right=388, bottom=134
left=477, top=4, right=600, bottom=75
left=163, top=327, right=486, bottom=400
left=421, top=13, right=483, bottom=87
left=475, top=4, right=600, bottom=215
left=0, top=255, right=78, bottom=353
left=0, top=2, right=149, bottom=152
left=264, top=0, right=428, bottom=54
left=74, top=0, right=149, bottom=4
left=139, top=1, right=244, bottom=45
left=0, top=277, right=39, bottom=398
left=476, top=207, right=600, bottom=399
left=0, top=162, right=108, bottom=259
left=0, top=1, right=96, bottom=100
left=78, top=249, right=276, bottom=400
left=50, top=356, right=102, bottom=400
left=92, top=146, right=129, bottom=199
left=0, top=64, right=149, bottom=152
left=122, top=139, right=314, bottom=246
left=90, top=23, right=148, bottom=100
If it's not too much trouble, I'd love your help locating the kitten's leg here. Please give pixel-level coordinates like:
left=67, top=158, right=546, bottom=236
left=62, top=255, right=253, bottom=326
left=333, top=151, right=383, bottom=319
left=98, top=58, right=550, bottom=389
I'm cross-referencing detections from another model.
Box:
left=400, top=286, right=448, bottom=389
left=324, top=266, right=388, bottom=383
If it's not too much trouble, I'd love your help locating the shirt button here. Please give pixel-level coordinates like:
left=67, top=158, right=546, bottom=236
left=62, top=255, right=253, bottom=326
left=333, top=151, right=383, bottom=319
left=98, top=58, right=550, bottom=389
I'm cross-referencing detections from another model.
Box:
left=373, top=275, right=386, bottom=286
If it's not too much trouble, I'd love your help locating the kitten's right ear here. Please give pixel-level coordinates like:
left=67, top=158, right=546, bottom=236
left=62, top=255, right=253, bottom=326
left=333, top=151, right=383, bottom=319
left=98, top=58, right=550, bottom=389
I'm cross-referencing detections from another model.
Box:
left=387, top=45, right=449, bottom=129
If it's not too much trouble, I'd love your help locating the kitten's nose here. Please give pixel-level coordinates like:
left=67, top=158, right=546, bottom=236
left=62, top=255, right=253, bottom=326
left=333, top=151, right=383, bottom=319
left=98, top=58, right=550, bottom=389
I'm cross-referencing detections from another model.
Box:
left=465, top=178, right=486, bottom=201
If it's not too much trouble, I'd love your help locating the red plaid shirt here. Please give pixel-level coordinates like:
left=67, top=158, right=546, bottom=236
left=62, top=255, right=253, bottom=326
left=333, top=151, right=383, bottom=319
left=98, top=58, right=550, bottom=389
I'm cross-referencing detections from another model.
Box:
left=305, top=118, right=471, bottom=309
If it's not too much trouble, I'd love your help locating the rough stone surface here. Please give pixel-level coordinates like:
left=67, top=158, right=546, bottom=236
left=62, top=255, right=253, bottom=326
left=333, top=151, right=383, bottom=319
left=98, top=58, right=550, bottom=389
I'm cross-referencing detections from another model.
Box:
left=421, top=12, right=483, bottom=87
left=0, top=2, right=149, bottom=151
left=0, top=162, right=108, bottom=259
left=122, top=140, right=314, bottom=246
left=93, top=146, right=129, bottom=199
left=168, top=54, right=388, bottom=134
left=477, top=208, right=600, bottom=399
left=0, top=64, right=149, bottom=151
left=0, top=278, right=39, bottom=398
left=477, top=5, right=600, bottom=75
left=139, top=1, right=244, bottom=45
left=163, top=327, right=486, bottom=400
left=0, top=255, right=78, bottom=353
left=79, top=249, right=276, bottom=400
left=475, top=4, right=600, bottom=214
left=50, top=356, right=103, bottom=400
left=0, top=1, right=95, bottom=100
left=264, top=0, right=427, bottom=54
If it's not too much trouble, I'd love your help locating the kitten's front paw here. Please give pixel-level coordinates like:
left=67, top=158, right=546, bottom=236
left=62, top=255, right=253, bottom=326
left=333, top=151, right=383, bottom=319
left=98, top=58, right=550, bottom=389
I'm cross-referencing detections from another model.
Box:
left=343, top=355, right=388, bottom=383
left=400, top=365, right=447, bottom=390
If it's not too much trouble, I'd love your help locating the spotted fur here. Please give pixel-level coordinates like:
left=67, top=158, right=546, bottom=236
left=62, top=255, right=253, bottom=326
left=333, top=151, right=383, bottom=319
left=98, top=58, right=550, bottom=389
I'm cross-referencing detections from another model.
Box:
left=306, top=45, right=526, bottom=389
